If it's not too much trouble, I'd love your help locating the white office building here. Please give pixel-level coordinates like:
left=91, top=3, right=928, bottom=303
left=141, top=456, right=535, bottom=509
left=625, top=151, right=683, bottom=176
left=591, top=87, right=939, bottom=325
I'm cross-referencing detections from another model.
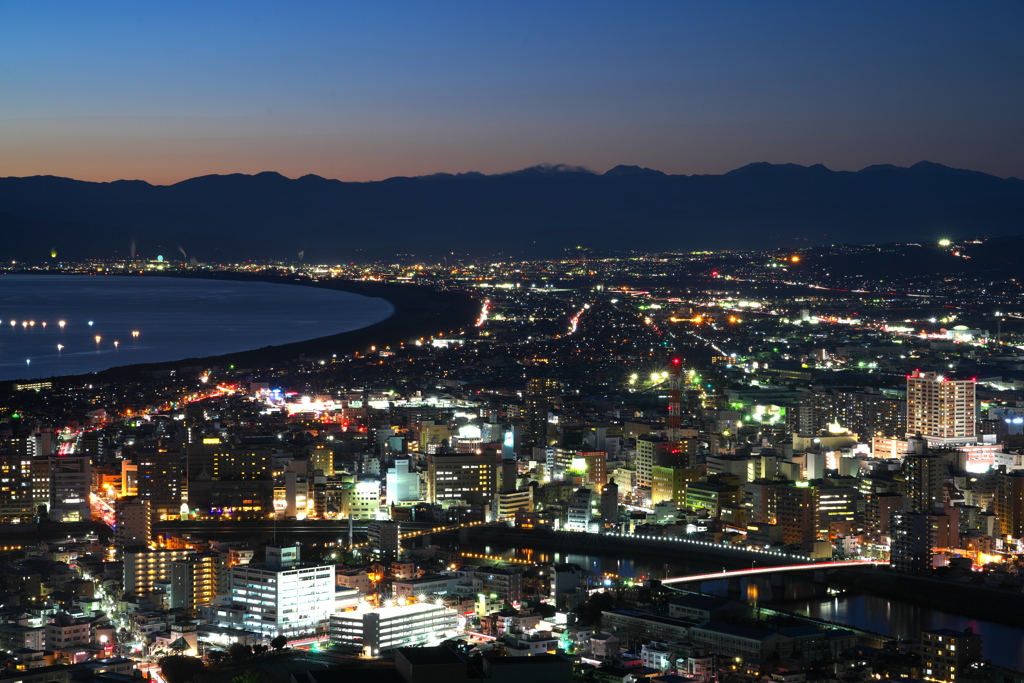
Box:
left=385, top=459, right=421, bottom=504
left=215, top=544, right=335, bottom=638
left=329, top=600, right=458, bottom=656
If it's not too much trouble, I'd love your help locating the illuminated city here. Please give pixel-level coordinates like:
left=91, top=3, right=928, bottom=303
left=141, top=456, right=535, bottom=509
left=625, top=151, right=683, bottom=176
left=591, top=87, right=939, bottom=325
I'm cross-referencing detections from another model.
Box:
left=2, top=2, right=1023, bottom=682
left=0, top=238, right=1022, bottom=682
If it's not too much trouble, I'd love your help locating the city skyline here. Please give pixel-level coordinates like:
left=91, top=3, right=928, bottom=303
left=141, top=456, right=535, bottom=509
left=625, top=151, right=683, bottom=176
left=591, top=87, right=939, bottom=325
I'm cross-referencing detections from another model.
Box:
left=3, top=1, right=1023, bottom=184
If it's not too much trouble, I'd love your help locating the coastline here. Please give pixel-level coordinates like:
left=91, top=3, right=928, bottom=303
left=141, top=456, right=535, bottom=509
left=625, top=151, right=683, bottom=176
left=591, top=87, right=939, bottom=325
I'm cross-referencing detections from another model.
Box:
left=0, top=271, right=479, bottom=386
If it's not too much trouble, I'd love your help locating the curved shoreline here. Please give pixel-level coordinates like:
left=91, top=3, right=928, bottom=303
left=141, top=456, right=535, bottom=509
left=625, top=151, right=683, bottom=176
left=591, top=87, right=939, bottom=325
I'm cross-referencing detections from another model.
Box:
left=0, top=271, right=479, bottom=386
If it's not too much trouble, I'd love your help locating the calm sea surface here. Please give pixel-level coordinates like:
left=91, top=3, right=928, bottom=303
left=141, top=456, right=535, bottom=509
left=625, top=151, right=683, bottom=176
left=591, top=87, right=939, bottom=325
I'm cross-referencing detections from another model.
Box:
left=460, top=541, right=1024, bottom=671
left=0, top=275, right=394, bottom=380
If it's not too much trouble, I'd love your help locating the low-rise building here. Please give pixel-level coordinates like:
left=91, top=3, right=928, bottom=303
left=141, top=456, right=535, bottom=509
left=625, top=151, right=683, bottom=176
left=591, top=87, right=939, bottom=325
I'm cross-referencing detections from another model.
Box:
left=329, top=601, right=458, bottom=656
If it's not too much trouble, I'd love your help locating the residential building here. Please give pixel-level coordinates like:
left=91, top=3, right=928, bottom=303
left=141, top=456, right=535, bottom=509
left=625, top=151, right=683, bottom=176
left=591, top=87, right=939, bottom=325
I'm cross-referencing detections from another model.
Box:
left=123, top=549, right=194, bottom=596
left=798, top=388, right=905, bottom=440
left=921, top=627, right=982, bottom=683
left=994, top=471, right=1024, bottom=538
left=368, top=520, right=401, bottom=561
left=114, top=496, right=151, bottom=550
left=170, top=552, right=228, bottom=612
left=906, top=371, right=976, bottom=444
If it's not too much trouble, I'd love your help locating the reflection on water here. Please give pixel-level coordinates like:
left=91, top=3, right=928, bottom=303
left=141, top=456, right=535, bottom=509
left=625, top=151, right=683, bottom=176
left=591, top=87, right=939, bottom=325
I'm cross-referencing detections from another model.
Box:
left=788, top=593, right=1024, bottom=672
left=464, top=541, right=1024, bottom=671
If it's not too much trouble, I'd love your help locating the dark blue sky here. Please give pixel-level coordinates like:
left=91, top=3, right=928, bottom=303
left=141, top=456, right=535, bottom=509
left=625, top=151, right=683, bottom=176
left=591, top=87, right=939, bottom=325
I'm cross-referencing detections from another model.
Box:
left=2, top=1, right=1022, bottom=183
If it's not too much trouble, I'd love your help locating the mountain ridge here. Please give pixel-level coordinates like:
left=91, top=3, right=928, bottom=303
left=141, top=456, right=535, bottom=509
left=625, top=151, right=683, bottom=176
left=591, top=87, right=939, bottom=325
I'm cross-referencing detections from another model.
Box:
left=1, top=161, right=1022, bottom=261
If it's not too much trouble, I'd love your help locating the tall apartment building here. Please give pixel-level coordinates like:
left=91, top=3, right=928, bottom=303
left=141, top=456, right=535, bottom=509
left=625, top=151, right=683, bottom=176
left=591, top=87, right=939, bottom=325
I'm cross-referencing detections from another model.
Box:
left=308, top=443, right=335, bottom=476
left=744, top=480, right=777, bottom=526
left=906, top=371, right=976, bottom=444
left=797, top=388, right=905, bottom=439
left=123, top=549, right=195, bottom=596
left=525, top=378, right=560, bottom=448
left=921, top=628, right=982, bottom=683
left=994, top=471, right=1024, bottom=538
left=48, top=455, right=91, bottom=523
left=134, top=440, right=184, bottom=521
left=426, top=451, right=496, bottom=509
left=114, top=496, right=152, bottom=550
left=217, top=544, right=335, bottom=638
left=367, top=520, right=401, bottom=561
left=890, top=511, right=934, bottom=573
left=903, top=452, right=947, bottom=513
left=0, top=453, right=34, bottom=522
left=170, top=552, right=228, bottom=613
left=774, top=484, right=817, bottom=545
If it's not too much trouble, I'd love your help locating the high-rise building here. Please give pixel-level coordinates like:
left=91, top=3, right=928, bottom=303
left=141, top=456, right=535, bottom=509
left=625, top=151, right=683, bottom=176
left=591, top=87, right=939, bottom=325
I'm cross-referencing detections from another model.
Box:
left=123, top=549, right=195, bottom=595
left=216, top=544, right=335, bottom=638
left=426, top=451, right=496, bottom=509
left=48, top=455, right=91, bottom=523
left=903, top=452, right=947, bottom=513
left=599, top=482, right=619, bottom=523
left=798, top=388, right=906, bottom=439
left=744, top=480, right=777, bottom=525
left=773, top=484, right=817, bottom=545
left=170, top=552, right=228, bottom=613
left=186, top=436, right=274, bottom=481
left=890, top=511, right=931, bottom=573
left=815, top=486, right=858, bottom=539
left=0, top=453, right=34, bottom=523
left=525, top=378, right=560, bottom=448
left=114, top=496, right=152, bottom=550
left=864, top=492, right=906, bottom=543
left=906, top=371, right=976, bottom=444
left=308, top=443, right=335, bottom=476
left=135, top=440, right=183, bottom=521
left=994, top=471, right=1024, bottom=538
left=368, top=520, right=401, bottom=561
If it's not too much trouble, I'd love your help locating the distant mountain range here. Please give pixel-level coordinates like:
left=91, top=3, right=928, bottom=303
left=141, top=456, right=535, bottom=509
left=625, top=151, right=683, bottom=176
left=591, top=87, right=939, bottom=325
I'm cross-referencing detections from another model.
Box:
left=1, top=161, right=1021, bottom=262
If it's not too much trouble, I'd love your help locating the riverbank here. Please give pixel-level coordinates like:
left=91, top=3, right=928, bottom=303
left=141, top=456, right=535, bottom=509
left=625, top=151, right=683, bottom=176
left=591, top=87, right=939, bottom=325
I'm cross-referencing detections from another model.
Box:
left=821, top=565, right=1024, bottom=629
left=449, top=526, right=1024, bottom=633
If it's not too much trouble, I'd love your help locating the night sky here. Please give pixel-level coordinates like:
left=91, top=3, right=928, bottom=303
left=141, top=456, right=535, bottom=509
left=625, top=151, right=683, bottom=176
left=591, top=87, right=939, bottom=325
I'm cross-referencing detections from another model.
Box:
left=3, top=1, right=1022, bottom=184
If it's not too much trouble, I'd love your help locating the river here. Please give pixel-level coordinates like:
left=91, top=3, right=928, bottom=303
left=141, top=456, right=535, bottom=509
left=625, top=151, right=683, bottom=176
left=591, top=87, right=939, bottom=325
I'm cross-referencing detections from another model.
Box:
left=458, top=540, right=1024, bottom=671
